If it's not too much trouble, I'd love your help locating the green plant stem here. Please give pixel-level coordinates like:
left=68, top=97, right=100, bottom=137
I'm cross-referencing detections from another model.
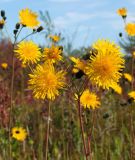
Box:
left=77, top=97, right=88, bottom=160
left=45, top=101, right=51, bottom=160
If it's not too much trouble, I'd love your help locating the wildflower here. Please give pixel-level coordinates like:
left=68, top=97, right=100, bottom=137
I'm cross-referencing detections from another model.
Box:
left=128, top=91, right=135, bottom=101
left=0, top=19, right=5, bottom=29
left=70, top=57, right=86, bottom=72
left=133, top=52, right=135, bottom=58
left=49, top=35, right=60, bottom=43
left=110, top=82, right=122, bottom=94
left=123, top=73, right=132, bottom=82
left=43, top=45, right=62, bottom=63
left=1, top=63, right=8, bottom=69
left=12, top=127, right=27, bottom=141
left=125, top=23, right=135, bottom=36
left=28, top=62, right=66, bottom=100
left=15, top=41, right=41, bottom=64
left=117, top=8, right=127, bottom=18
left=19, top=8, right=40, bottom=28
left=80, top=89, right=100, bottom=109
left=85, top=39, right=124, bottom=89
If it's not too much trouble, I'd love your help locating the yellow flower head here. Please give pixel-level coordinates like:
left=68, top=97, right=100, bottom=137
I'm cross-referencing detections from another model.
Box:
left=1, top=63, right=8, bottom=69
left=49, top=35, right=60, bottom=43
left=0, top=19, right=5, bottom=25
left=123, top=73, right=132, bottom=82
left=125, top=23, right=135, bottom=36
left=80, top=89, right=100, bottom=109
left=19, top=8, right=40, bottom=28
left=28, top=62, right=66, bottom=100
left=110, top=82, right=122, bottom=94
left=15, top=41, right=41, bottom=64
left=85, top=39, right=125, bottom=89
left=70, top=57, right=86, bottom=72
left=133, top=52, right=135, bottom=58
left=128, top=91, right=135, bottom=101
left=117, top=8, right=127, bottom=17
left=43, top=45, right=62, bottom=63
left=12, top=127, right=27, bottom=141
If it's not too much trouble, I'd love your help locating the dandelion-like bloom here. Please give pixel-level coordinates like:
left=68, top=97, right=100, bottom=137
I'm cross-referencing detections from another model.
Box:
left=128, top=91, right=135, bottom=101
left=80, top=89, right=100, bottom=109
left=85, top=39, right=124, bottom=89
left=19, top=8, right=40, bottom=28
left=12, top=127, right=27, bottom=141
left=43, top=45, right=62, bottom=63
left=133, top=52, right=135, bottom=58
left=70, top=57, right=86, bottom=72
left=125, top=23, right=135, bottom=36
left=15, top=41, right=41, bottom=64
left=1, top=63, right=8, bottom=69
left=123, top=73, right=132, bottom=82
left=117, top=8, right=127, bottom=17
left=110, top=83, right=122, bottom=94
left=28, top=62, right=66, bottom=100
left=49, top=35, right=60, bottom=43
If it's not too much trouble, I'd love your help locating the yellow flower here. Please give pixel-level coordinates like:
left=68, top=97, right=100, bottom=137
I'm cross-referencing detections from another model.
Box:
left=110, top=82, right=122, bottom=94
left=19, top=8, right=40, bottom=28
left=128, top=91, right=135, bottom=101
left=133, top=52, right=135, bottom=58
left=0, top=19, right=5, bottom=29
left=15, top=41, right=41, bottom=64
left=125, top=23, right=135, bottom=36
left=12, top=127, right=27, bottom=141
left=49, top=35, right=60, bottom=42
left=85, top=39, right=124, bottom=89
left=43, top=45, right=62, bottom=63
left=117, top=8, right=127, bottom=17
left=80, top=89, right=100, bottom=109
left=123, top=73, right=132, bottom=82
left=28, top=62, right=66, bottom=100
left=1, top=63, right=8, bottom=69
left=70, top=57, right=86, bottom=72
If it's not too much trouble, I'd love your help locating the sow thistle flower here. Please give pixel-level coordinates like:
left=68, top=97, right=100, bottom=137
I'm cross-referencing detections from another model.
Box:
left=1, top=63, right=8, bottom=69
left=43, top=45, right=63, bottom=63
left=12, top=127, right=27, bottom=141
left=85, top=39, right=124, bottom=89
left=15, top=41, right=41, bottom=64
left=70, top=57, right=86, bottom=73
left=28, top=62, right=66, bottom=100
left=19, top=8, right=40, bottom=28
left=128, top=91, right=135, bottom=101
left=49, top=35, right=60, bottom=43
left=123, top=73, right=132, bottom=82
left=117, top=8, right=127, bottom=17
left=110, top=82, right=122, bottom=95
left=80, top=89, right=100, bottom=109
left=125, top=23, right=135, bottom=36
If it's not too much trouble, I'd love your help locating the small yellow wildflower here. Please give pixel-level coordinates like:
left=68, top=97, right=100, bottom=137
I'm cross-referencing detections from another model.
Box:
left=80, top=89, right=100, bottom=109
left=19, top=8, right=40, bottom=28
left=43, top=45, right=62, bottom=63
left=70, top=57, right=86, bottom=72
left=133, top=52, right=135, bottom=58
left=1, top=63, right=8, bottom=69
left=28, top=62, right=66, bottom=100
left=15, top=41, right=41, bottom=64
left=128, top=91, right=135, bottom=101
left=12, top=127, right=27, bottom=141
left=117, top=8, right=127, bottom=17
left=125, top=23, right=135, bottom=36
left=49, top=35, right=60, bottom=43
left=110, top=83, right=122, bottom=94
left=123, top=73, right=132, bottom=82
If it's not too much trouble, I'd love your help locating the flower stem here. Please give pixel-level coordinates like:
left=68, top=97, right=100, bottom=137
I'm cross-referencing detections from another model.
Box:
left=45, top=101, right=51, bottom=160
left=77, top=97, right=88, bottom=160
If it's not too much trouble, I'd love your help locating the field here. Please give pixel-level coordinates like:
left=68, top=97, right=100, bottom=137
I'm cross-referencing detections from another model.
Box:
left=0, top=6, right=135, bottom=160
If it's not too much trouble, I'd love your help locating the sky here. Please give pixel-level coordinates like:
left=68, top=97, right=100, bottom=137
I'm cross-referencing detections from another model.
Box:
left=0, top=0, right=135, bottom=49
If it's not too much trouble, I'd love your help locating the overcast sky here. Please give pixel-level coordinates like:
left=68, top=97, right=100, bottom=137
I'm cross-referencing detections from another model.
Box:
left=0, top=0, right=135, bottom=49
